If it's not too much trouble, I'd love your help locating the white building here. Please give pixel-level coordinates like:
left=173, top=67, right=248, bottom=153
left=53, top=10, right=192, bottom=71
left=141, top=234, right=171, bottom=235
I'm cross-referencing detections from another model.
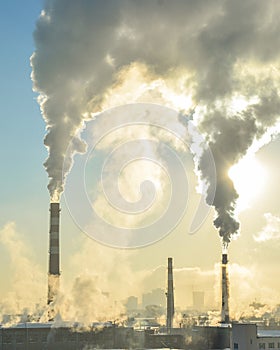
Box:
left=232, top=323, right=280, bottom=350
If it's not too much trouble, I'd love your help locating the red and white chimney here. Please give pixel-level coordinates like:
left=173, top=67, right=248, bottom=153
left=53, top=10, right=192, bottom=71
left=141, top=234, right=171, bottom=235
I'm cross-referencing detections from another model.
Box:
left=48, top=202, right=60, bottom=306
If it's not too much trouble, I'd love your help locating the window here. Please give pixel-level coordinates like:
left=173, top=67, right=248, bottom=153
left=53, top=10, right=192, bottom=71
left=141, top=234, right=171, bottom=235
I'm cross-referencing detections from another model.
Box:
left=41, top=331, right=49, bottom=343
left=55, top=332, right=63, bottom=342
left=234, top=343, right=239, bottom=349
left=2, top=334, right=13, bottom=344
left=29, top=333, right=40, bottom=343
left=269, top=343, right=275, bottom=349
left=68, top=332, right=77, bottom=342
left=16, top=334, right=25, bottom=344
left=259, top=344, right=266, bottom=349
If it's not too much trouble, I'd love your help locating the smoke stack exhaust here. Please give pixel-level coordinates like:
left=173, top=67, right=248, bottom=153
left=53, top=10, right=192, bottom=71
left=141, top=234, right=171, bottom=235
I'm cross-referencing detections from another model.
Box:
left=221, top=252, right=230, bottom=324
left=48, top=202, right=60, bottom=306
left=166, top=257, right=174, bottom=332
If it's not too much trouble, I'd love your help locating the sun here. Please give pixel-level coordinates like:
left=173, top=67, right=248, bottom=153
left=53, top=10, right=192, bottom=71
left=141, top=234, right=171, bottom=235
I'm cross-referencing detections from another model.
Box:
left=228, top=154, right=267, bottom=212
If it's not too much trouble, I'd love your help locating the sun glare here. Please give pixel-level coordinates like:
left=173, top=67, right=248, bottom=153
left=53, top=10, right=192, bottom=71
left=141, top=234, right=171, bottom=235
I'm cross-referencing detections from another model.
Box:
left=228, top=155, right=267, bottom=212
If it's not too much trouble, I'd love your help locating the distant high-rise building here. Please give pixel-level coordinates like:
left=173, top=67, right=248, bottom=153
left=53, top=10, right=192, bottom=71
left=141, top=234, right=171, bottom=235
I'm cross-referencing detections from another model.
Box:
left=125, top=296, right=138, bottom=311
left=192, top=291, right=205, bottom=310
left=142, top=288, right=165, bottom=308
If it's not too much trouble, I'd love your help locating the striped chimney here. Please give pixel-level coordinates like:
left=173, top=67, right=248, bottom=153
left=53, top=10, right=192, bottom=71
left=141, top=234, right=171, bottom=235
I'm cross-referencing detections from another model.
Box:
left=48, top=202, right=60, bottom=305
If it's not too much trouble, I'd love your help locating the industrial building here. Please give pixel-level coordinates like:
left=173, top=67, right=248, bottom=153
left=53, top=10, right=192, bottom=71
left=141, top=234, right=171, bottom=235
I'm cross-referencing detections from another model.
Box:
left=232, top=323, right=280, bottom=349
left=0, top=322, right=232, bottom=350
left=0, top=322, right=136, bottom=350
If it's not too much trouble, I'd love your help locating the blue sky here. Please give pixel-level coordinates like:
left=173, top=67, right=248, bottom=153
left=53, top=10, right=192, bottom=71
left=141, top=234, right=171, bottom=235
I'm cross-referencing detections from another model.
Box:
left=0, top=1, right=46, bottom=221
left=0, top=1, right=50, bottom=273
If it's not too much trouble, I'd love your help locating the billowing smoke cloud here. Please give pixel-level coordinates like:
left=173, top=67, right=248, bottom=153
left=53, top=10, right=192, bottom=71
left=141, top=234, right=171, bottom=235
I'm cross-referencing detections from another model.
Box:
left=0, top=222, right=45, bottom=323
left=199, top=83, right=280, bottom=246
left=0, top=222, right=139, bottom=324
left=31, top=1, right=280, bottom=242
left=254, top=213, right=280, bottom=242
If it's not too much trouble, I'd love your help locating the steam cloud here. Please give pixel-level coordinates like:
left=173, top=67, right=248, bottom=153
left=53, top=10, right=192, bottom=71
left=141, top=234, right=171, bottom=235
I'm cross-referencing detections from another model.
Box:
left=0, top=223, right=137, bottom=325
left=254, top=213, right=280, bottom=242
left=0, top=222, right=45, bottom=323
left=31, top=0, right=280, bottom=243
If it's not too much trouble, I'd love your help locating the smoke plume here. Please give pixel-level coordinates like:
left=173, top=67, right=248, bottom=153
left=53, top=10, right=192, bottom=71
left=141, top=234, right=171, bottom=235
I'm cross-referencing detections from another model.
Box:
left=0, top=222, right=45, bottom=323
left=31, top=1, right=280, bottom=242
left=0, top=222, right=139, bottom=325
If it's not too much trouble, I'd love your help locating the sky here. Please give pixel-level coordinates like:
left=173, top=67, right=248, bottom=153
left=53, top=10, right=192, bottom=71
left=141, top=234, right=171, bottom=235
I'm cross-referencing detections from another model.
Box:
left=0, top=2, right=47, bottom=273
left=1, top=0, right=280, bottom=323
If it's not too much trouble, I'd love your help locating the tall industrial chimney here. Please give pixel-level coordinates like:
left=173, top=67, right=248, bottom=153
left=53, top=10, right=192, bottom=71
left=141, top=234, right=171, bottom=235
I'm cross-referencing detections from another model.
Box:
left=166, top=257, right=174, bottom=332
left=48, top=202, right=60, bottom=306
left=221, top=252, right=230, bottom=323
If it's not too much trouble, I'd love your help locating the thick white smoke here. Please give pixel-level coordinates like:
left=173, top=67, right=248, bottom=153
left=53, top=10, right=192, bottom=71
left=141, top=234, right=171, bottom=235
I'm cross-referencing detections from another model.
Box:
left=254, top=213, right=280, bottom=242
left=0, top=223, right=140, bottom=325
left=0, top=222, right=45, bottom=323
left=31, top=0, right=280, bottom=243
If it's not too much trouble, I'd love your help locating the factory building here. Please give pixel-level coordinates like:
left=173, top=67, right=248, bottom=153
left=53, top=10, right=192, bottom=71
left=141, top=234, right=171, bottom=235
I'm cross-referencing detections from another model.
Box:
left=231, top=323, right=280, bottom=350
left=0, top=323, right=136, bottom=350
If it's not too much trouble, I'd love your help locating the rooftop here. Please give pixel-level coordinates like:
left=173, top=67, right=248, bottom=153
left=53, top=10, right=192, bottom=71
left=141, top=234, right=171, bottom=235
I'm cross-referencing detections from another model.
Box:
left=258, top=330, right=280, bottom=338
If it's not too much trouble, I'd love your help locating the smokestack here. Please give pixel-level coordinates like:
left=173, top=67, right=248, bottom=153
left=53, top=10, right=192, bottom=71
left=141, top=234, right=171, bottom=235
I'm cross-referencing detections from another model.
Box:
left=166, top=257, right=174, bottom=332
left=221, top=252, right=230, bottom=324
left=48, top=202, right=60, bottom=306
